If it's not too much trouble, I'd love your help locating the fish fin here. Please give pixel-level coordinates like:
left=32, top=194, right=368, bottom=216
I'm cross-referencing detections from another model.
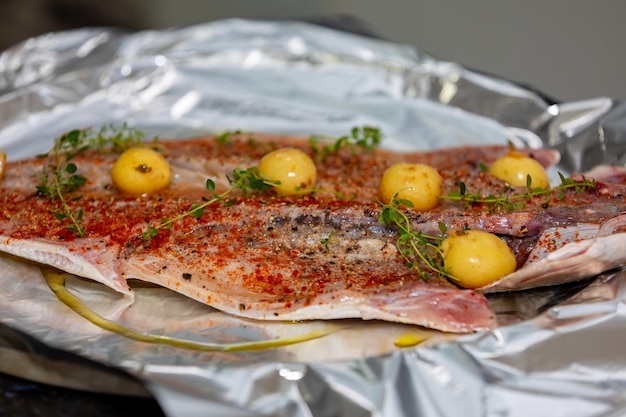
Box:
left=0, top=237, right=133, bottom=297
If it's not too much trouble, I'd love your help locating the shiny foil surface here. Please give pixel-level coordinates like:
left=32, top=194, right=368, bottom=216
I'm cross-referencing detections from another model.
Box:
left=0, top=19, right=624, bottom=417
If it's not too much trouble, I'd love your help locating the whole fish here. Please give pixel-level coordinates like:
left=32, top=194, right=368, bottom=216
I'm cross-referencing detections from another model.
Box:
left=0, top=132, right=623, bottom=333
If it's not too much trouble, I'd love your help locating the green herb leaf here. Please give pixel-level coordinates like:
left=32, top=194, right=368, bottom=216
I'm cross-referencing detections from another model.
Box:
left=142, top=167, right=281, bottom=240
left=396, top=198, right=414, bottom=208
left=442, top=171, right=596, bottom=212
left=190, top=204, right=204, bottom=218
left=65, top=163, right=78, bottom=174
left=309, top=126, right=382, bottom=160
left=38, top=124, right=150, bottom=236
left=377, top=195, right=452, bottom=280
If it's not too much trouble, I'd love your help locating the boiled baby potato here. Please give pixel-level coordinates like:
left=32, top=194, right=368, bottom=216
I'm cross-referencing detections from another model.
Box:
left=440, top=230, right=517, bottom=289
left=379, top=163, right=442, bottom=210
left=258, top=147, right=317, bottom=195
left=111, top=147, right=172, bottom=196
left=489, top=151, right=550, bottom=189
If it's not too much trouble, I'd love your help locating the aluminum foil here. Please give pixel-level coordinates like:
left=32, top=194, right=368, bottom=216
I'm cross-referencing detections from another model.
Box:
left=0, top=18, right=625, bottom=417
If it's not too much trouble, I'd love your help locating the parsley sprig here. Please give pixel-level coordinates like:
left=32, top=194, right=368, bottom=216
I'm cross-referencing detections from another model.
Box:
left=378, top=194, right=454, bottom=280
left=443, top=173, right=597, bottom=212
left=142, top=167, right=278, bottom=240
left=37, top=124, right=147, bottom=236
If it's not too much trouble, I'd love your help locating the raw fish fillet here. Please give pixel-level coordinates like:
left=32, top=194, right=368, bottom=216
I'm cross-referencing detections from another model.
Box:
left=0, top=133, right=623, bottom=332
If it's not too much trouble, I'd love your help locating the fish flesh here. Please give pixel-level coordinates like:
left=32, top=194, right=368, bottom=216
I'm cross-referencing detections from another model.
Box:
left=0, top=133, right=623, bottom=333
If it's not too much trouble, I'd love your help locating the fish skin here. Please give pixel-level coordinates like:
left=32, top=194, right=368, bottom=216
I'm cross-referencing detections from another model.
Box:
left=582, top=165, right=626, bottom=185
left=0, top=133, right=620, bottom=332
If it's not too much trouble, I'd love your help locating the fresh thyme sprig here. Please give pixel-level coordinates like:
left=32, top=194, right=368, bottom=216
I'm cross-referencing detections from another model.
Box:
left=48, top=171, right=86, bottom=236
left=310, top=126, right=382, bottom=161
left=37, top=124, right=148, bottom=236
left=36, top=129, right=89, bottom=236
left=378, top=195, right=454, bottom=280
left=142, top=167, right=278, bottom=240
left=143, top=127, right=381, bottom=240
left=215, top=130, right=242, bottom=145
left=85, top=123, right=148, bottom=153
left=442, top=173, right=597, bottom=212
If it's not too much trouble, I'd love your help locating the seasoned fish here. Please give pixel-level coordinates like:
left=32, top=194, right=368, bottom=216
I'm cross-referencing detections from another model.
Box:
left=0, top=133, right=622, bottom=333
left=477, top=165, right=626, bottom=293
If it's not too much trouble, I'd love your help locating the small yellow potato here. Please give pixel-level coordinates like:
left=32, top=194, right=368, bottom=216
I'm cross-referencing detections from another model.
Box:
left=489, top=151, right=550, bottom=188
left=111, top=147, right=172, bottom=196
left=258, top=147, right=317, bottom=195
left=379, top=163, right=442, bottom=210
left=440, top=230, right=517, bottom=289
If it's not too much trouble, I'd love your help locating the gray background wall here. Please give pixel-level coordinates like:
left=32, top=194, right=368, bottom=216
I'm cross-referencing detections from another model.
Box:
left=1, top=0, right=624, bottom=102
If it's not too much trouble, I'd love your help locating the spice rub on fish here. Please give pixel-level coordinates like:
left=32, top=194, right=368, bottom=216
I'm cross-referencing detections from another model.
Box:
left=0, top=129, right=624, bottom=333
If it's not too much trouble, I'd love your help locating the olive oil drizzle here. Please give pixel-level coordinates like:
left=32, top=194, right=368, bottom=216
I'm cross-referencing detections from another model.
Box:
left=43, top=268, right=336, bottom=352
